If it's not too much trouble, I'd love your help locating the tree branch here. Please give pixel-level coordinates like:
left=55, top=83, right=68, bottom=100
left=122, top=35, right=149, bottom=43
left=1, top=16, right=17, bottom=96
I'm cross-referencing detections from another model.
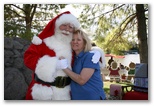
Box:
left=30, top=4, right=37, bottom=21
left=9, top=4, right=25, bottom=18
left=93, top=4, right=125, bottom=19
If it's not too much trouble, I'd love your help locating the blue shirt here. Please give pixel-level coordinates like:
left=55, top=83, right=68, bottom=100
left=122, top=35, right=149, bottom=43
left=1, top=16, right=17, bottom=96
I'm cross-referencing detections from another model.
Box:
left=71, top=51, right=106, bottom=100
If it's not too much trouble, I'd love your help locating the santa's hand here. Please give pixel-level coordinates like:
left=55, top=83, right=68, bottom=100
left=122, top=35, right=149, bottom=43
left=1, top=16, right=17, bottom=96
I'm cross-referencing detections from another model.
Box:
left=56, top=57, right=67, bottom=70
left=60, top=59, right=69, bottom=69
left=90, top=50, right=101, bottom=63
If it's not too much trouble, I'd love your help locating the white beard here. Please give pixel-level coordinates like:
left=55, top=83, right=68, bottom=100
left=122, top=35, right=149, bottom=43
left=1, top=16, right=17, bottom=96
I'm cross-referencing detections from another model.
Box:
left=54, top=28, right=72, bottom=44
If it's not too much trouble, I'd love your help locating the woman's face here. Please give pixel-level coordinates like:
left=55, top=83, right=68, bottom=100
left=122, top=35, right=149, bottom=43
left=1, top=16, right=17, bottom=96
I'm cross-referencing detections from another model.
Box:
left=71, top=33, right=85, bottom=54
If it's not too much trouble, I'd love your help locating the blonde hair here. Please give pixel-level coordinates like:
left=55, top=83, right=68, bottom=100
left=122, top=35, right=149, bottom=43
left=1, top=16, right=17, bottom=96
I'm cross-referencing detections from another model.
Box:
left=73, top=29, right=92, bottom=52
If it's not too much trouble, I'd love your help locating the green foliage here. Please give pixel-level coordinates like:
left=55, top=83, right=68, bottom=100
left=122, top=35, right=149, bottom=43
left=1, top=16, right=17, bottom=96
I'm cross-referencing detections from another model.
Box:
left=77, top=4, right=147, bottom=55
left=4, top=4, right=67, bottom=41
left=102, top=28, right=131, bottom=55
left=4, top=5, right=24, bottom=37
left=4, top=4, right=148, bottom=58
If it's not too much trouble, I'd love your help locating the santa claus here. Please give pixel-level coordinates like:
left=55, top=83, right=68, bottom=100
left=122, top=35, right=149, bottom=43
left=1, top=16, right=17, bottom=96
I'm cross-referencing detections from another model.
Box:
left=24, top=11, right=100, bottom=100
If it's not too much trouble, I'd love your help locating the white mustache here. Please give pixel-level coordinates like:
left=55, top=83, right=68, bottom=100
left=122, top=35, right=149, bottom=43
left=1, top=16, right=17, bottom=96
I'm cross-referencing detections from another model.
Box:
left=61, top=30, right=71, bottom=35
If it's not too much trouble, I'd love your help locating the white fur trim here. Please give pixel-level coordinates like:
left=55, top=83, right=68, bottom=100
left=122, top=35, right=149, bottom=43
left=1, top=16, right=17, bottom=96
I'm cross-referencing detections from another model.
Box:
left=44, top=36, right=72, bottom=70
left=91, top=47, right=106, bottom=68
left=56, top=14, right=80, bottom=30
left=32, top=35, right=42, bottom=45
left=35, top=55, right=58, bottom=82
left=32, top=84, right=53, bottom=100
left=52, top=85, right=71, bottom=100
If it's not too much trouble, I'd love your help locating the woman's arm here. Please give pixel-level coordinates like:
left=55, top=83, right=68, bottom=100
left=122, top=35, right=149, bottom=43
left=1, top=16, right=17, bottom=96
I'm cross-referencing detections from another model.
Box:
left=63, top=68, right=95, bottom=85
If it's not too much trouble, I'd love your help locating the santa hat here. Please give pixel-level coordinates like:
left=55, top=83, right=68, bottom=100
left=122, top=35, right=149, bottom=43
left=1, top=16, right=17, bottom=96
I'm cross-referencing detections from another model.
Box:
left=32, top=11, right=80, bottom=45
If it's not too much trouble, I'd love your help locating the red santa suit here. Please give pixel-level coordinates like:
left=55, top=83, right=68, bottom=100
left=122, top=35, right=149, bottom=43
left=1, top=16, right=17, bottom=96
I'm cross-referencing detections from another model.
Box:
left=24, top=11, right=80, bottom=100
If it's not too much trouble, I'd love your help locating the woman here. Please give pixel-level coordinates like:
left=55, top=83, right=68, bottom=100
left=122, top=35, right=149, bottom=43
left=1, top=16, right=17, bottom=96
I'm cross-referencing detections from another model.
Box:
left=59, top=29, right=106, bottom=100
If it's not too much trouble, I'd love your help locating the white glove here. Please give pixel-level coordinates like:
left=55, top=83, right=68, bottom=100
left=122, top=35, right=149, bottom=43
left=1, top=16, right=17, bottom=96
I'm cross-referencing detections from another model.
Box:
left=60, top=59, right=69, bottom=69
left=57, top=59, right=69, bottom=70
left=90, top=50, right=101, bottom=63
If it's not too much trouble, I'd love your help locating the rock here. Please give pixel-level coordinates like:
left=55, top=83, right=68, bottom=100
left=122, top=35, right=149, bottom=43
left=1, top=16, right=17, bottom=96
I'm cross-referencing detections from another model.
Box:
left=4, top=37, right=32, bottom=100
left=4, top=68, right=28, bottom=100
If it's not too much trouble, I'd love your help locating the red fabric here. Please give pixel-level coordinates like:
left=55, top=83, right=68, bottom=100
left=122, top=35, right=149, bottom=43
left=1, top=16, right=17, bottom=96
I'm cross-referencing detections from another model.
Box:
left=24, top=42, right=75, bottom=100
left=24, top=42, right=56, bottom=71
left=109, top=67, right=120, bottom=76
left=71, top=51, right=75, bottom=67
left=24, top=11, right=72, bottom=71
left=114, top=90, right=119, bottom=96
left=38, top=11, right=71, bottom=40
left=25, top=79, right=35, bottom=100
left=24, top=42, right=56, bottom=100
left=122, top=91, right=148, bottom=100
left=24, top=11, right=74, bottom=100
left=25, top=76, right=52, bottom=100
left=121, top=75, right=126, bottom=80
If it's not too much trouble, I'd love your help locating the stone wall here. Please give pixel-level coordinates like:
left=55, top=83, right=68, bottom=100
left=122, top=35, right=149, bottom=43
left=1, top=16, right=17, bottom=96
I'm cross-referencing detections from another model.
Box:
left=4, top=37, right=32, bottom=100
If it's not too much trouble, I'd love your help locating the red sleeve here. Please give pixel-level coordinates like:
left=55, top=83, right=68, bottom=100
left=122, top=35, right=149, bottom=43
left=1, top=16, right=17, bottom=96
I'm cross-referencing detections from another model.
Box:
left=24, top=44, right=43, bottom=71
left=71, top=51, right=75, bottom=67
left=24, top=43, right=56, bottom=71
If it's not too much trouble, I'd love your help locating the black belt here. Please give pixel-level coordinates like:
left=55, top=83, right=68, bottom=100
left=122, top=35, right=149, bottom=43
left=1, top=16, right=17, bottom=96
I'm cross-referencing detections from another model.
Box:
left=34, top=74, right=71, bottom=88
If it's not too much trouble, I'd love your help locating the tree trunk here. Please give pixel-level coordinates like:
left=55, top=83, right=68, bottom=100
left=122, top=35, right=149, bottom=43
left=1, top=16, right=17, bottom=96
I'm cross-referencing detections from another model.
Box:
left=136, top=4, right=148, bottom=63
left=24, top=4, right=37, bottom=41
